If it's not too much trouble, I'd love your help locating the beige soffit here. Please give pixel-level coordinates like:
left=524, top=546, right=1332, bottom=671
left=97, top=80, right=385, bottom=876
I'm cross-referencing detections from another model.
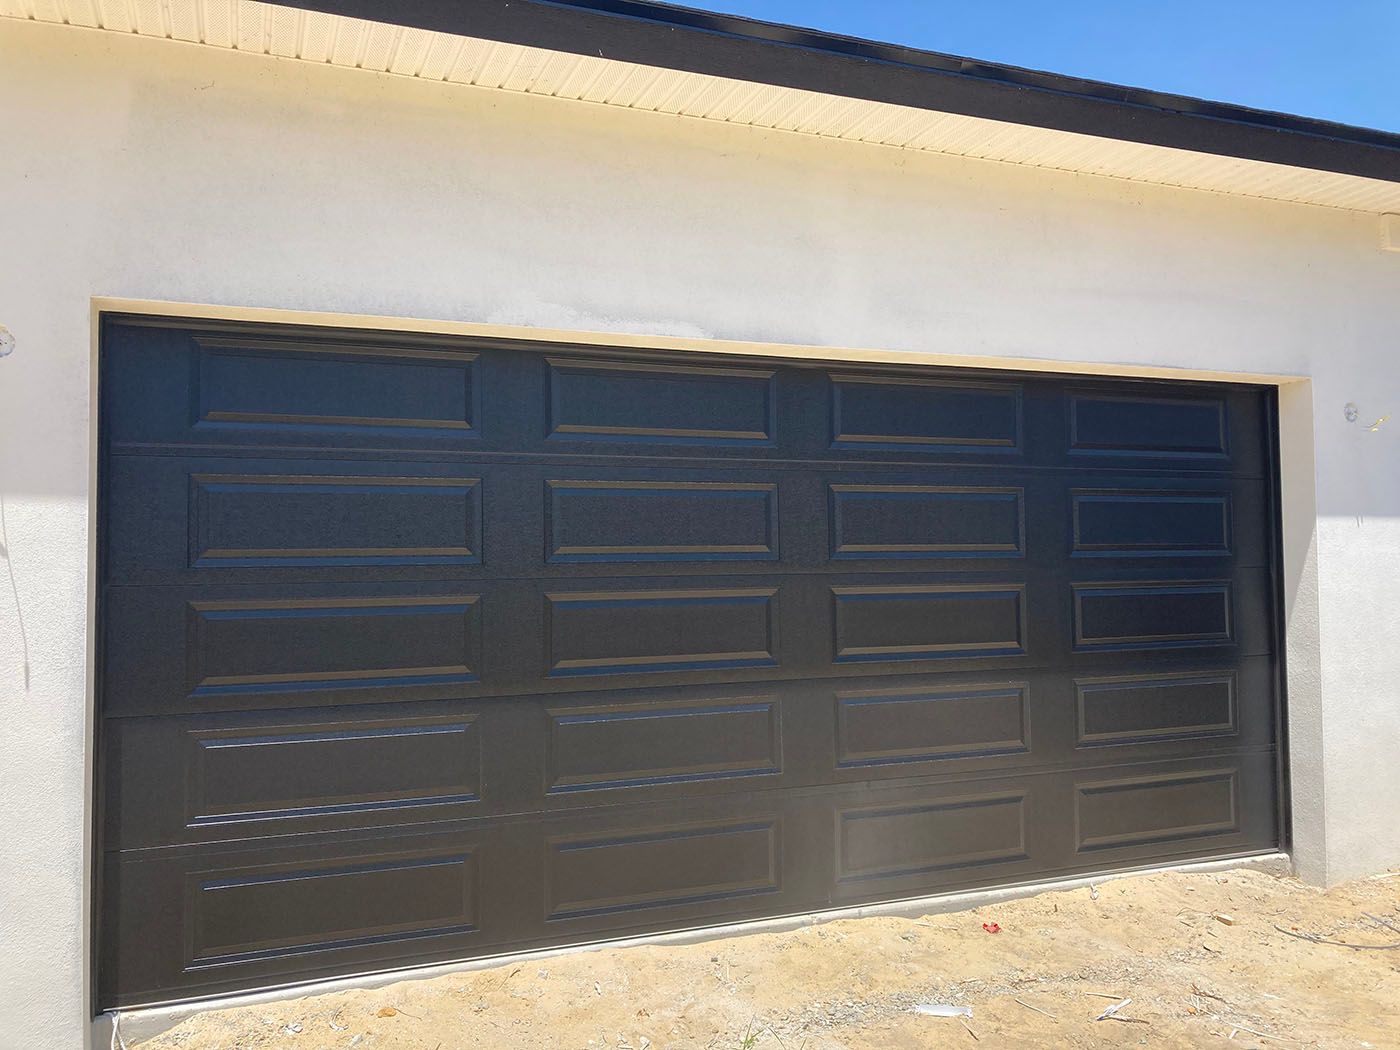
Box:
left=5, top=0, right=1400, bottom=214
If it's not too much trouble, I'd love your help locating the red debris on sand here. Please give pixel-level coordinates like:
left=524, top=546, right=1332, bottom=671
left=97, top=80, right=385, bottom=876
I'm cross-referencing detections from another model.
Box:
left=982, top=922, right=1001, bottom=934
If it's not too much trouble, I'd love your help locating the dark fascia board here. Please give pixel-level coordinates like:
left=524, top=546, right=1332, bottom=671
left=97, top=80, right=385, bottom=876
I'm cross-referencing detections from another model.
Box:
left=284, top=0, right=1400, bottom=185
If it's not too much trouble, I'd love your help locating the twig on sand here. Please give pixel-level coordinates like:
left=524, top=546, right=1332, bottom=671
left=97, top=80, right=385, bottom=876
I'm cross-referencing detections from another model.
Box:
left=1094, top=998, right=1150, bottom=1025
left=1364, top=913, right=1400, bottom=936
left=1192, top=986, right=1232, bottom=1005
left=1011, top=997, right=1059, bottom=1021
left=1222, top=1021, right=1306, bottom=1044
left=960, top=1019, right=979, bottom=1041
left=1273, top=924, right=1400, bottom=950
left=1095, top=998, right=1132, bottom=1021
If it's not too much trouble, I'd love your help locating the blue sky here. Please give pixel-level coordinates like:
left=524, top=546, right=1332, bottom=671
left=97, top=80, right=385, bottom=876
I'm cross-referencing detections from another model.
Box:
left=698, top=1, right=1400, bottom=133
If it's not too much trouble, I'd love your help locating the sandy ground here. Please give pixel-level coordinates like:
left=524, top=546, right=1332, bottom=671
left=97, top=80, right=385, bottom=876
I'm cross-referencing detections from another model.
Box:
left=134, top=866, right=1400, bottom=1050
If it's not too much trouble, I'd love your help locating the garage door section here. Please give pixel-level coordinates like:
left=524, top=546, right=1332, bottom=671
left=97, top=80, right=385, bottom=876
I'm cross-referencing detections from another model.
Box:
left=97, top=319, right=1281, bottom=1007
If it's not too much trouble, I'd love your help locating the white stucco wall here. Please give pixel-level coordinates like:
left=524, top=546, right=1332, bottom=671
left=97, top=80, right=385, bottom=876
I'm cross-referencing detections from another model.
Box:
left=1, top=17, right=1398, bottom=1049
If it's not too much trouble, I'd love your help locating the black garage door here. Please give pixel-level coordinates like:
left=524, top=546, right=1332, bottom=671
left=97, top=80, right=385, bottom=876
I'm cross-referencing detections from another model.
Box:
left=97, top=317, right=1282, bottom=1008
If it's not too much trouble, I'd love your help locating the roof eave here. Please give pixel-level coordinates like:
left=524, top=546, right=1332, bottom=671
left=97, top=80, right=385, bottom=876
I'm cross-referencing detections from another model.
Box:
left=285, top=0, right=1400, bottom=185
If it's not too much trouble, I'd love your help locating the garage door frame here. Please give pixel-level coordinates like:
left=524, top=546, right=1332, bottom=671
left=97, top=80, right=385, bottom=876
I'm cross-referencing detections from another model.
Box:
left=89, top=307, right=1293, bottom=1012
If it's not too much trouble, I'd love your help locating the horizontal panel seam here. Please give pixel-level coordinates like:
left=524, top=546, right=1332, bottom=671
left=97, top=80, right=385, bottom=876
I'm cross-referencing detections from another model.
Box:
left=106, top=446, right=1270, bottom=480
left=104, top=745, right=1278, bottom=856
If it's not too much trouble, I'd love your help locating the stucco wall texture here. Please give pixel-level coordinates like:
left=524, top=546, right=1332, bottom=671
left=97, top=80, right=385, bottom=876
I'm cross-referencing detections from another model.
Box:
left=1, top=17, right=1398, bottom=1049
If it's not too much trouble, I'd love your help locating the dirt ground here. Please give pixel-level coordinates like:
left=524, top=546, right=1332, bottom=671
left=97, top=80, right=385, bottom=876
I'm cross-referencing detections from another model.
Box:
left=134, top=866, right=1400, bottom=1050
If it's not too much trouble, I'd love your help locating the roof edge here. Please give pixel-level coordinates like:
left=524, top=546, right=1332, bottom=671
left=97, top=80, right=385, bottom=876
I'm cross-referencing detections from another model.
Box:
left=286, top=0, right=1400, bottom=185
